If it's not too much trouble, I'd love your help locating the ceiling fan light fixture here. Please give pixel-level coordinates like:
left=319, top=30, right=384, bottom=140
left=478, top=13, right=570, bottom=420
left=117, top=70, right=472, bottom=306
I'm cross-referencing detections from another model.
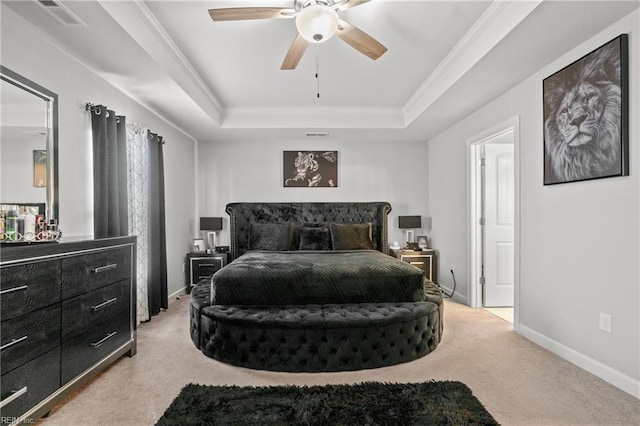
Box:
left=295, top=4, right=339, bottom=44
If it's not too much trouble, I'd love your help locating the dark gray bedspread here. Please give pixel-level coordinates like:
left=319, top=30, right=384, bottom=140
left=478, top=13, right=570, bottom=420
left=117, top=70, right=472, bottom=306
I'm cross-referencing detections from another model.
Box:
left=211, top=250, right=425, bottom=306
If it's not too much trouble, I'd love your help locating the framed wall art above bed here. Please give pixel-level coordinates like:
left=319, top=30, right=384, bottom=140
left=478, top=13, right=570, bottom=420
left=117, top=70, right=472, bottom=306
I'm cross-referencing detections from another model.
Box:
left=283, top=151, right=338, bottom=187
left=543, top=34, right=629, bottom=185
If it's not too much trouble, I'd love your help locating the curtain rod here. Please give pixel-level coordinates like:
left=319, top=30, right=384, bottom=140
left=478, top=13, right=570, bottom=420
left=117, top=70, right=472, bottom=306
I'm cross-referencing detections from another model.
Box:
left=148, top=131, right=166, bottom=145
left=86, top=102, right=166, bottom=144
left=85, top=102, right=111, bottom=118
left=85, top=102, right=101, bottom=114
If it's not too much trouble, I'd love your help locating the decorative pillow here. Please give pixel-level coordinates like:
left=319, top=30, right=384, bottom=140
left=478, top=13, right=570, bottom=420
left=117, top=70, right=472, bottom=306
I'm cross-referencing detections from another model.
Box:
left=329, top=222, right=374, bottom=250
left=299, top=227, right=331, bottom=250
left=249, top=222, right=293, bottom=251
left=291, top=222, right=327, bottom=250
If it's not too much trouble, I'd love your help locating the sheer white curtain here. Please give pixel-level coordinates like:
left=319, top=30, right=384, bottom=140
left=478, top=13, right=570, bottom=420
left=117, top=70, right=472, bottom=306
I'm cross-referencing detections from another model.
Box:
left=126, top=124, right=150, bottom=323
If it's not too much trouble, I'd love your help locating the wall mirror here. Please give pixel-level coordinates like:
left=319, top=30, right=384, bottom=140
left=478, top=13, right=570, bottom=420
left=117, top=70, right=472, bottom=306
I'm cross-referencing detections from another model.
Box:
left=1, top=65, right=58, bottom=224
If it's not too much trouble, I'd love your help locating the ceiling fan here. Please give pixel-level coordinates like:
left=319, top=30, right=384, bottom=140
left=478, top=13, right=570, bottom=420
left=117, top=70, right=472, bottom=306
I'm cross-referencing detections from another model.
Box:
left=208, top=0, right=387, bottom=70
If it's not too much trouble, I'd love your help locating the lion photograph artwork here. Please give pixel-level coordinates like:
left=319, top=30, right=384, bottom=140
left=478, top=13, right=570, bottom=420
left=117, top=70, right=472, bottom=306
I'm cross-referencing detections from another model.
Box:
left=543, top=34, right=628, bottom=185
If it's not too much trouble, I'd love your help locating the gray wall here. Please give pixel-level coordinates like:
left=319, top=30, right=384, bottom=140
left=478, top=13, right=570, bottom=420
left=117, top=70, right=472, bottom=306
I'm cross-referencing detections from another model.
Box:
left=196, top=138, right=430, bottom=248
left=1, top=5, right=197, bottom=300
left=1, top=135, right=47, bottom=204
left=427, top=10, right=639, bottom=397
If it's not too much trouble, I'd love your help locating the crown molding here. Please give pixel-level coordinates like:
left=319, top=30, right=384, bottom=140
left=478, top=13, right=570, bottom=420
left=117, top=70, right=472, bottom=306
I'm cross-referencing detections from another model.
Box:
left=1, top=3, right=199, bottom=141
left=98, top=1, right=408, bottom=132
left=98, top=0, right=222, bottom=126
left=99, top=0, right=540, bottom=132
left=403, top=0, right=543, bottom=126
left=223, top=106, right=404, bottom=129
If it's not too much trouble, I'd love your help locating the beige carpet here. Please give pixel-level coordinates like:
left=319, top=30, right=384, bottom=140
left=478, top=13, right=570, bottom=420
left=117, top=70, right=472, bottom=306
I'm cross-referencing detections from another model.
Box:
left=484, top=307, right=514, bottom=324
left=40, top=297, right=639, bottom=426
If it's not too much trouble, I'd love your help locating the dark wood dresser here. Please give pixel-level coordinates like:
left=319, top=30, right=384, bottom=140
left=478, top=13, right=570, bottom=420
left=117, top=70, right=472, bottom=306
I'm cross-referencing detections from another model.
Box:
left=0, top=236, right=136, bottom=424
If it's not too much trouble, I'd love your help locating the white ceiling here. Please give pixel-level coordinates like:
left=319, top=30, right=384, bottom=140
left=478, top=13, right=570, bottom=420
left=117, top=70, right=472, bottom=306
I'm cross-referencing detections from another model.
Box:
left=4, top=0, right=638, bottom=142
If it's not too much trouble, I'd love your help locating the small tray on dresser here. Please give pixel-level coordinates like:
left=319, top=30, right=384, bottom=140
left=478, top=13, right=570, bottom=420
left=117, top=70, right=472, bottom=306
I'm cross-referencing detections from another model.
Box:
left=1, top=232, right=61, bottom=245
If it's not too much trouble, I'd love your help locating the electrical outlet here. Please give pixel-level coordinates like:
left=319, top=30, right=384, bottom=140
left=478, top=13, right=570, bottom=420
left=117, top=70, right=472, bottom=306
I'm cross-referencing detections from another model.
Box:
left=182, top=263, right=186, bottom=273
left=599, top=313, right=612, bottom=333
left=450, top=265, right=455, bottom=273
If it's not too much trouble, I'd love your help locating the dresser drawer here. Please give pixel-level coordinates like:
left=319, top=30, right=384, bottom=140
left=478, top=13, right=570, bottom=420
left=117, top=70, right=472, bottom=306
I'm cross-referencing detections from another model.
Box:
left=0, top=348, right=60, bottom=422
left=0, top=260, right=61, bottom=321
left=61, top=247, right=131, bottom=300
left=61, top=279, right=131, bottom=343
left=399, top=253, right=434, bottom=282
left=192, top=264, right=216, bottom=282
left=61, top=311, right=131, bottom=384
left=1, top=304, right=61, bottom=374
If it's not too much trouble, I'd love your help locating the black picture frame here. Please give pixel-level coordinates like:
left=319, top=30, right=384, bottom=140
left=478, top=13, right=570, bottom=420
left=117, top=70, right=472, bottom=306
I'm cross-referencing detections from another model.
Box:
left=283, top=151, right=338, bottom=187
left=543, top=34, right=628, bottom=185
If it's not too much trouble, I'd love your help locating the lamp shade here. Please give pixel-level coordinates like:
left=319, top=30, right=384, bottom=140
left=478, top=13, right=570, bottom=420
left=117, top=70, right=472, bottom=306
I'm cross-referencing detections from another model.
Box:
left=200, top=217, right=222, bottom=231
left=295, top=4, right=339, bottom=43
left=398, top=215, right=422, bottom=229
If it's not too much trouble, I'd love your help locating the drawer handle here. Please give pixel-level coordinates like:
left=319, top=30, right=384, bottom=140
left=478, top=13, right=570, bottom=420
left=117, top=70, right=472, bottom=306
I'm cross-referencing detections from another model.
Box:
left=410, top=262, right=425, bottom=265
left=91, top=331, right=117, bottom=348
left=0, top=335, right=28, bottom=352
left=92, top=264, right=118, bottom=274
left=198, top=275, right=211, bottom=279
left=0, top=285, right=28, bottom=296
left=0, top=386, right=28, bottom=409
left=199, top=263, right=216, bottom=267
left=92, top=297, right=118, bottom=311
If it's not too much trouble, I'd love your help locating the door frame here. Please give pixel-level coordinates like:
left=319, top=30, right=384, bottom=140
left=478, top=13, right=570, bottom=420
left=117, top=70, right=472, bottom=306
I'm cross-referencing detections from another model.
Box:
left=467, top=115, right=521, bottom=330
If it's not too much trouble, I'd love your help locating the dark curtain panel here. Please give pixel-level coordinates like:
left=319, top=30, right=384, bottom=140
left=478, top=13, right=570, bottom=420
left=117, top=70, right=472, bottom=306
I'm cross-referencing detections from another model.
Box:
left=148, top=131, right=168, bottom=314
left=90, top=106, right=128, bottom=238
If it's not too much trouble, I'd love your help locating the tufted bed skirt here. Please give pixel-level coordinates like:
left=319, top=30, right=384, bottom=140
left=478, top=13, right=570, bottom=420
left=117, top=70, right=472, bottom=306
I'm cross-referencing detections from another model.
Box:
left=190, top=280, right=444, bottom=372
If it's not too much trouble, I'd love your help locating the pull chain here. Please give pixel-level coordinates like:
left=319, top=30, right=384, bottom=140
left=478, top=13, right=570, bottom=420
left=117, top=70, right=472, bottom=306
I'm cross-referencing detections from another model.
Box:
left=315, top=45, right=320, bottom=99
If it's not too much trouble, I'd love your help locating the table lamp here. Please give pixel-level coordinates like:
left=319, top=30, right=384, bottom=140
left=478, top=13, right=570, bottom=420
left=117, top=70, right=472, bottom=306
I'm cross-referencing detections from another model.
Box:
left=200, top=217, right=222, bottom=254
left=398, top=215, right=421, bottom=246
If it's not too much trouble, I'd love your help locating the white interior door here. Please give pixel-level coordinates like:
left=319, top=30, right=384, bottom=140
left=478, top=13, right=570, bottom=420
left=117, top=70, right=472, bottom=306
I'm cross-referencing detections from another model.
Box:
left=483, top=142, right=514, bottom=307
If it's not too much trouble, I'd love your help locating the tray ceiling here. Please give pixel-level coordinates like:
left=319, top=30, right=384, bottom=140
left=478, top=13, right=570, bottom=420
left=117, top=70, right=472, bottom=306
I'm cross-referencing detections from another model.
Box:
left=3, top=1, right=638, bottom=141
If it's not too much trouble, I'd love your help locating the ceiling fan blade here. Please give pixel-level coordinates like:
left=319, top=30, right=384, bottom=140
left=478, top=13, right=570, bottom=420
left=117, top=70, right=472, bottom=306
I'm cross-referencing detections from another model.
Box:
left=337, top=0, right=371, bottom=11
left=281, top=34, right=309, bottom=70
left=208, top=7, right=295, bottom=21
left=336, top=19, right=387, bottom=60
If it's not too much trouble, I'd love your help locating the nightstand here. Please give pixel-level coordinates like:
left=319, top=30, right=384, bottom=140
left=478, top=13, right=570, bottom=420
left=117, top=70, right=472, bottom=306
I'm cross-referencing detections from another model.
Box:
left=185, top=252, right=227, bottom=293
left=390, top=248, right=437, bottom=282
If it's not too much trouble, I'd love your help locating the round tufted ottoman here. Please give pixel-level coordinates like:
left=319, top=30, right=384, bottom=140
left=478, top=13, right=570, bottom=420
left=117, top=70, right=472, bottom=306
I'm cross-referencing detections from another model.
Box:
left=190, top=281, right=444, bottom=372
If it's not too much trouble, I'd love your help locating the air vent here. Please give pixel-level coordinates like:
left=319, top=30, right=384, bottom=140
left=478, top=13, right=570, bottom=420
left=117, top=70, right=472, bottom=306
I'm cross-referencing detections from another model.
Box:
left=37, top=0, right=87, bottom=26
left=305, top=132, right=329, bottom=137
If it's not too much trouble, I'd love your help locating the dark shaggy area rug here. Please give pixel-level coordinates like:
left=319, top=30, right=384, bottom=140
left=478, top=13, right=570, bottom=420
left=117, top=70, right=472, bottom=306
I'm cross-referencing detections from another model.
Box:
left=156, top=381, right=499, bottom=425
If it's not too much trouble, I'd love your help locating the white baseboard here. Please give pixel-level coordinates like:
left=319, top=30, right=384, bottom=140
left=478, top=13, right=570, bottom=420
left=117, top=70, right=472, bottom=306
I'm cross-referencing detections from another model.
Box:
left=168, top=287, right=185, bottom=305
left=438, top=284, right=468, bottom=305
left=519, top=324, right=640, bottom=399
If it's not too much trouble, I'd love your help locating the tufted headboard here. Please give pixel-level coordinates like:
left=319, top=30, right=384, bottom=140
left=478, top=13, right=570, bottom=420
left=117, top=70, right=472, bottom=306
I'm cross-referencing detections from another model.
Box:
left=225, top=202, right=392, bottom=261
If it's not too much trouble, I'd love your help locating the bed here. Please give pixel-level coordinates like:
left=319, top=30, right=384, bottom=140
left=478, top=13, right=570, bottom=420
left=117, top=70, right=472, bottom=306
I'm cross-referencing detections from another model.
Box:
left=190, top=202, right=443, bottom=372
